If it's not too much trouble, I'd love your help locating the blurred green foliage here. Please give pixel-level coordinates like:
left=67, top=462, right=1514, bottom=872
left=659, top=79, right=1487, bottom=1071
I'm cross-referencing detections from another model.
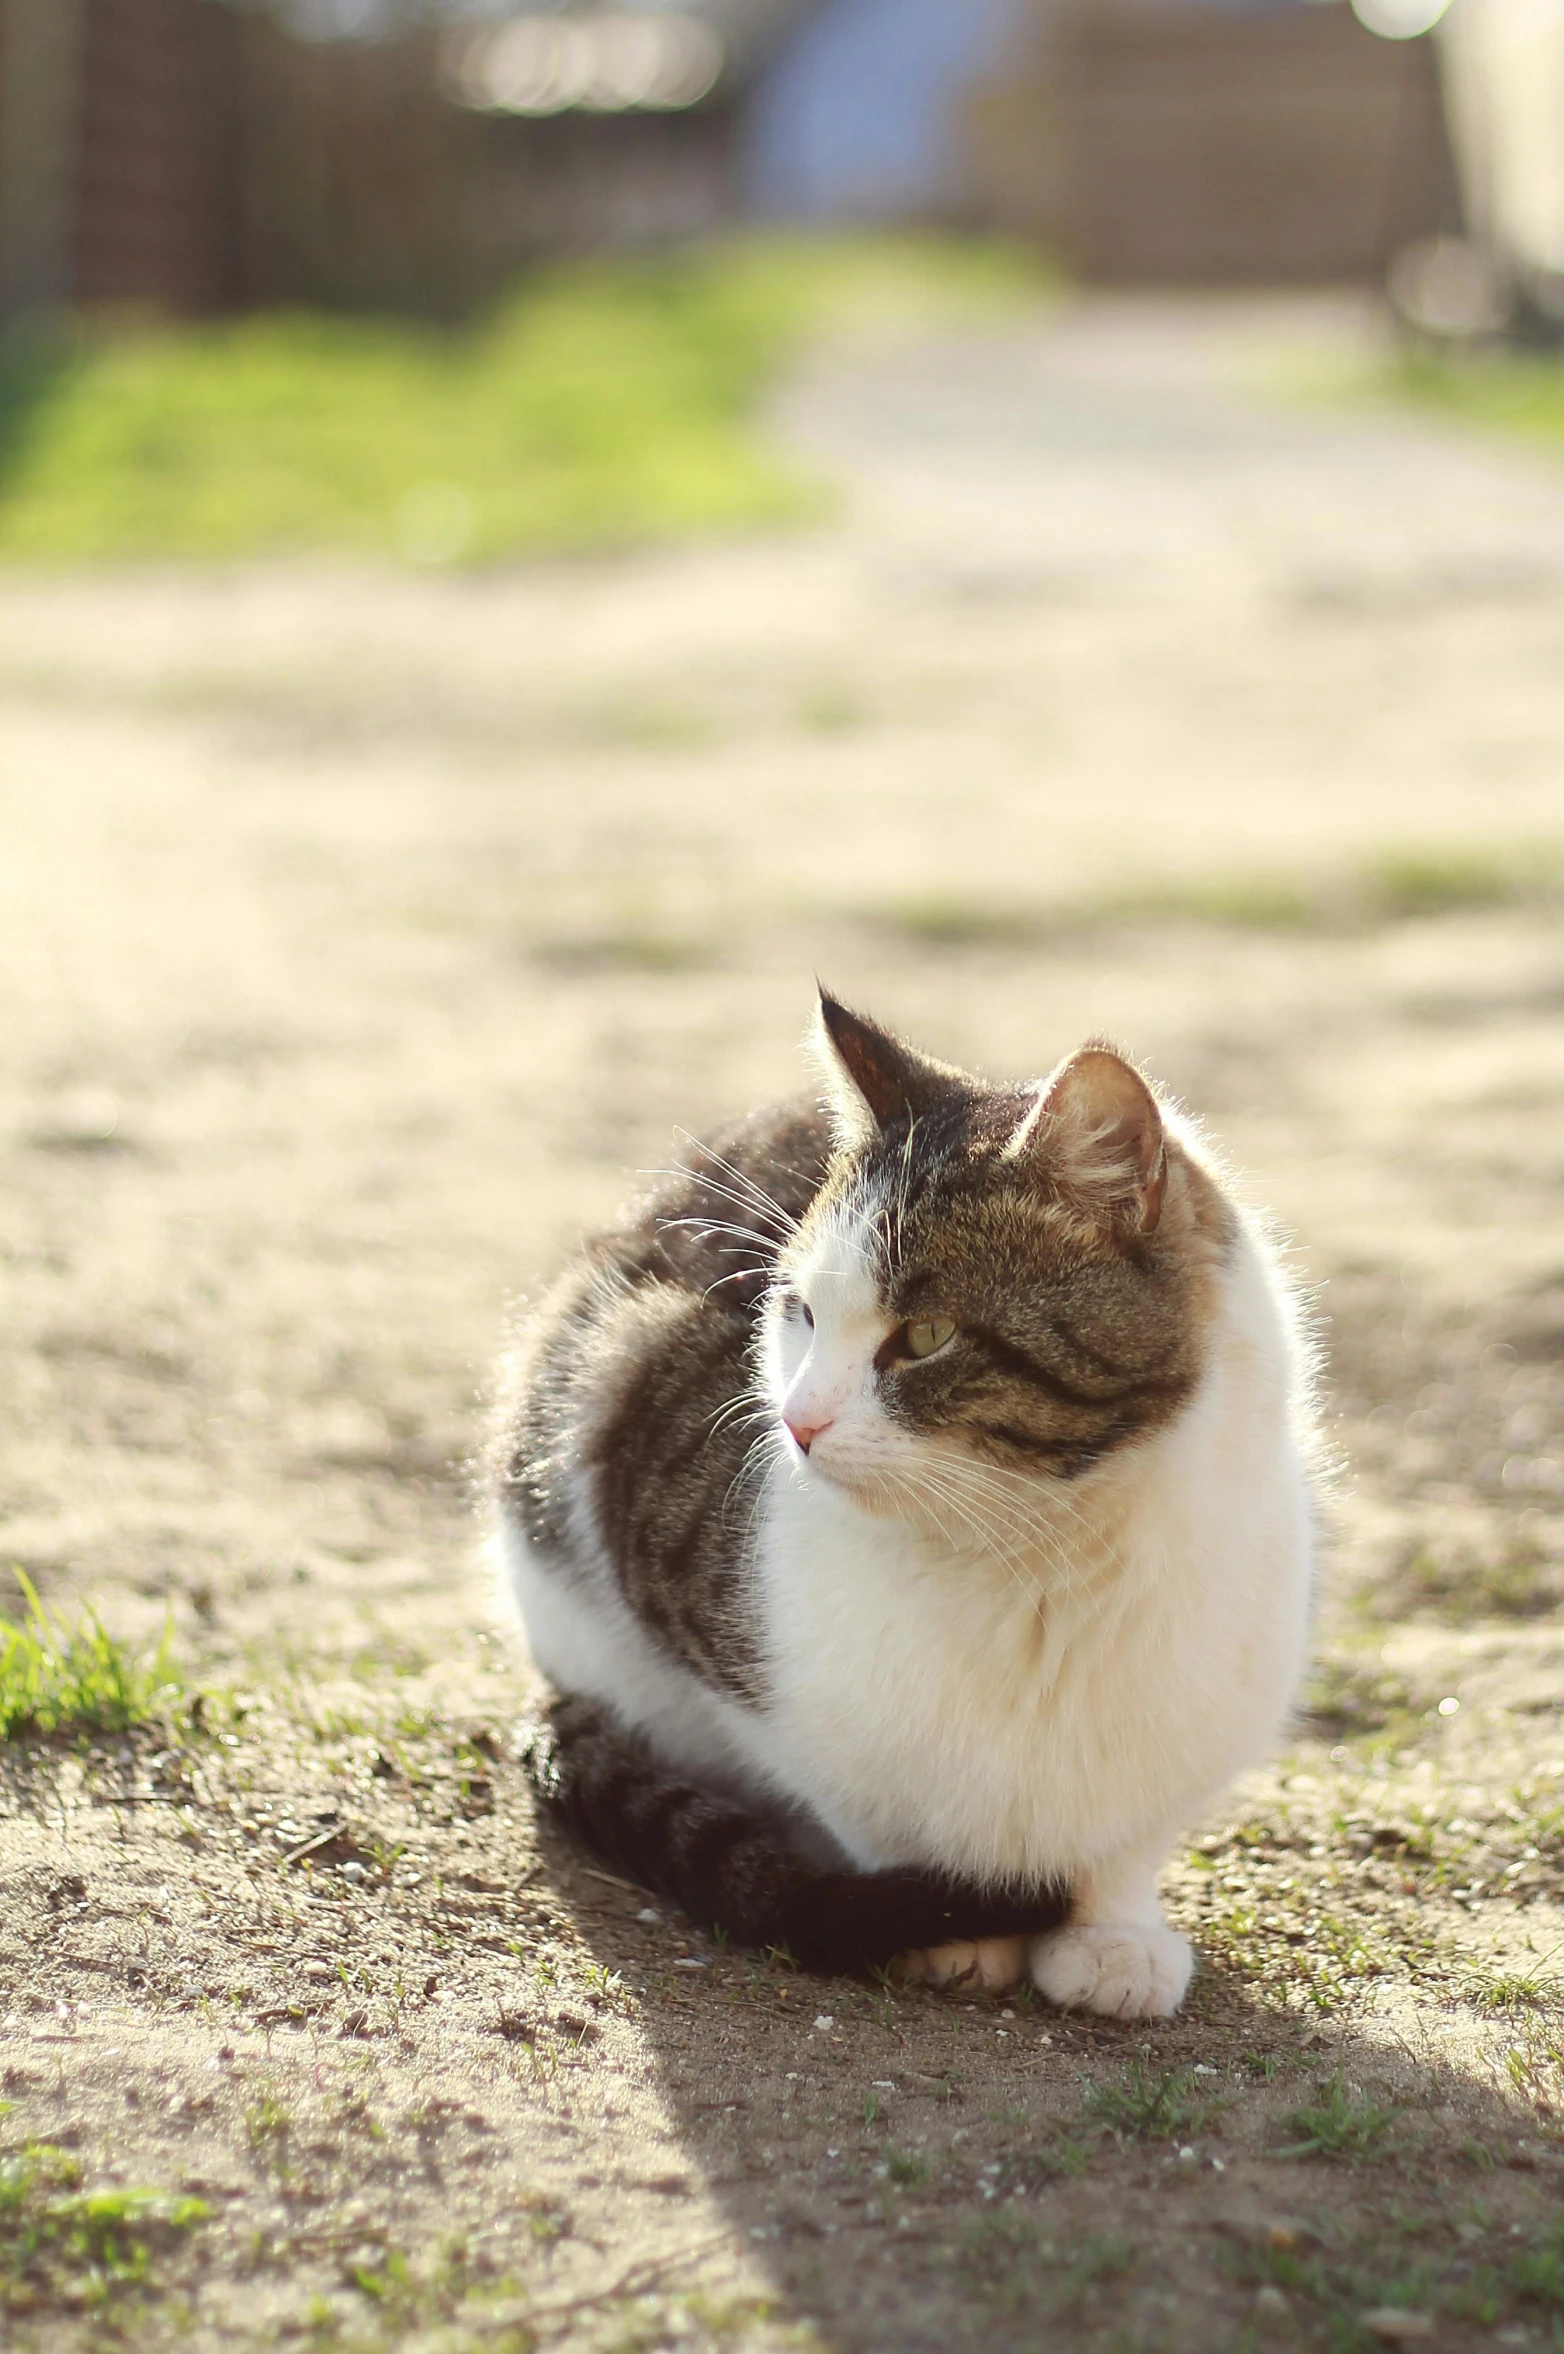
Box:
left=0, top=237, right=1042, bottom=565
left=1392, top=346, right=1564, bottom=453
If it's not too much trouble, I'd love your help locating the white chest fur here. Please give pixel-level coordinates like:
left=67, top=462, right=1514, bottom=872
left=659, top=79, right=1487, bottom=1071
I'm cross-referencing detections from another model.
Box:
left=745, top=1239, right=1314, bottom=1886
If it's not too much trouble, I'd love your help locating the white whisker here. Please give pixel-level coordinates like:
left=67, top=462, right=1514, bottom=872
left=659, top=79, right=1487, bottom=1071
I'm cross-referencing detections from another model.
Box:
left=659, top=1214, right=781, bottom=1256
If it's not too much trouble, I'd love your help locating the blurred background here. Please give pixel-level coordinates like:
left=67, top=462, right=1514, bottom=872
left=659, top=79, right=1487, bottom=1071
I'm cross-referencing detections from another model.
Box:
left=0, top=0, right=1557, bottom=324
left=0, top=0, right=1562, bottom=1663
left=0, top=0, right=1562, bottom=564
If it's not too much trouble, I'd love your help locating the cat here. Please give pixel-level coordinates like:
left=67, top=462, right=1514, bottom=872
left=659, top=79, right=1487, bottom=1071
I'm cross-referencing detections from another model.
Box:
left=491, top=994, right=1317, bottom=2015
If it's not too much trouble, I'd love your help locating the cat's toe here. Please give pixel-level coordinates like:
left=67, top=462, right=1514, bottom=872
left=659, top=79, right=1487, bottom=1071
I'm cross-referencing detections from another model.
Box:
left=1028, top=1924, right=1192, bottom=2018
left=895, top=1935, right=1026, bottom=1993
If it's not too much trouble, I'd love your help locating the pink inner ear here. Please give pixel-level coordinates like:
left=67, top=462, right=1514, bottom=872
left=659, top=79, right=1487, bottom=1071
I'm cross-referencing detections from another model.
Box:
left=1039, top=1049, right=1166, bottom=1232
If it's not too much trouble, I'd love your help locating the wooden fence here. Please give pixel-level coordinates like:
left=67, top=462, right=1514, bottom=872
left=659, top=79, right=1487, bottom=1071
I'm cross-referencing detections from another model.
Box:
left=969, top=0, right=1461, bottom=284
left=0, top=0, right=1464, bottom=321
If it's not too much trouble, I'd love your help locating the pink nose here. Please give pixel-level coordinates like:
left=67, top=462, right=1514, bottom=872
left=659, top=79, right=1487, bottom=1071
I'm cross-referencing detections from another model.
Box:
left=785, top=1415, right=833, bottom=1455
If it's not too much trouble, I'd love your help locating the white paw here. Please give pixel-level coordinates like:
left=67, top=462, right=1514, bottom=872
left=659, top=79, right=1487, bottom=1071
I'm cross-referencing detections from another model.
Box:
left=895, top=1935, right=1026, bottom=1993
left=1029, top=1923, right=1193, bottom=2019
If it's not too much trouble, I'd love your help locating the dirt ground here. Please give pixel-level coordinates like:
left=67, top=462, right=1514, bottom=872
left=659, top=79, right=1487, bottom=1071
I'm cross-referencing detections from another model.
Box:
left=4, top=294, right=1564, bottom=2352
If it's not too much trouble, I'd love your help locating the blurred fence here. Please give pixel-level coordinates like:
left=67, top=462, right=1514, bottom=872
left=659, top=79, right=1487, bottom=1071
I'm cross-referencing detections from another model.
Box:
left=974, top=0, right=1460, bottom=284
left=0, top=0, right=1463, bottom=323
left=0, top=0, right=742, bottom=319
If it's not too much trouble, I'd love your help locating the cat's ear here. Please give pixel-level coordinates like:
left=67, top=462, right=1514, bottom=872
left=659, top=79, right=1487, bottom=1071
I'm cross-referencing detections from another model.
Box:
left=1013, top=1045, right=1167, bottom=1234
left=811, top=991, right=961, bottom=1148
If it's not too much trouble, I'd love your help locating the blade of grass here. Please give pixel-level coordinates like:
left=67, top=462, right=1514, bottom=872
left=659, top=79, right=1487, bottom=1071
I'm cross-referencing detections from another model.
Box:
left=0, top=1568, right=178, bottom=1739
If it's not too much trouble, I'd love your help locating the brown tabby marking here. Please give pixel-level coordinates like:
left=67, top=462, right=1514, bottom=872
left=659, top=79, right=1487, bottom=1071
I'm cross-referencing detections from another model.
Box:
left=789, top=1084, right=1232, bottom=1480
left=494, top=1105, right=828, bottom=1701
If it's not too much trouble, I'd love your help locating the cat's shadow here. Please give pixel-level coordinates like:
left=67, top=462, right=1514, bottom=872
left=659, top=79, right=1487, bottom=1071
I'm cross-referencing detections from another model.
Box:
left=538, top=1821, right=1560, bottom=2349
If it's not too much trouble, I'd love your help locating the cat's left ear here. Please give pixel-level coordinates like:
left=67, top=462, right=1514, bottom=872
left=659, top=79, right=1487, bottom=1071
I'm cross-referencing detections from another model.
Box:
left=811, top=991, right=963, bottom=1148
left=1014, top=1045, right=1167, bottom=1234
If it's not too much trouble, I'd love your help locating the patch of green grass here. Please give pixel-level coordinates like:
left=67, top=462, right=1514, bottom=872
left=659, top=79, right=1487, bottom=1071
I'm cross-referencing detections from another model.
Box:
left=341, top=2232, right=536, bottom=2349
left=884, top=2148, right=929, bottom=2188
left=1299, top=1656, right=1422, bottom=1751
left=1461, top=1950, right=1564, bottom=2013
left=1228, top=2209, right=1564, bottom=2346
left=795, top=677, right=866, bottom=734
left=864, top=841, right=1564, bottom=956
left=0, top=1570, right=178, bottom=1740
left=1275, top=2070, right=1400, bottom=2161
left=531, top=924, right=719, bottom=976
left=1508, top=2223, right=1564, bottom=2311
left=0, top=235, right=1043, bottom=566
left=1189, top=1822, right=1424, bottom=2015
left=1084, top=2060, right=1216, bottom=2142
left=1378, top=1538, right=1555, bottom=1624
left=955, top=2214, right=1135, bottom=2321
left=245, top=2089, right=291, bottom=2159
left=678, top=2294, right=781, bottom=2344
left=0, top=2141, right=208, bottom=2307
left=1105, top=875, right=1319, bottom=932
left=1236, top=2235, right=1443, bottom=2348
left=873, top=893, right=1045, bottom=950
left=1011, top=2132, right=1092, bottom=2185
left=1502, top=2027, right=1564, bottom=2111
left=1294, top=1908, right=1422, bottom=2016
left=1360, top=848, right=1527, bottom=921
left=1392, top=347, right=1564, bottom=458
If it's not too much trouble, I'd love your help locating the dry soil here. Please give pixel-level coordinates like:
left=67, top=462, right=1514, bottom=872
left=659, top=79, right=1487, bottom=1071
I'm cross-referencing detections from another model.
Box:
left=3, top=295, right=1564, bottom=2353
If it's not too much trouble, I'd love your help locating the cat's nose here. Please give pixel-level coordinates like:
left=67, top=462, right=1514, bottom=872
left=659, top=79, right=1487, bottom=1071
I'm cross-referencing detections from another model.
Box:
left=785, top=1414, right=832, bottom=1455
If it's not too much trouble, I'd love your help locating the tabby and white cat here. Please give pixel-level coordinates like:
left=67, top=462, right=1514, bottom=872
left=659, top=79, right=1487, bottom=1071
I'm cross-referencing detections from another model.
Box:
left=493, top=996, right=1316, bottom=2016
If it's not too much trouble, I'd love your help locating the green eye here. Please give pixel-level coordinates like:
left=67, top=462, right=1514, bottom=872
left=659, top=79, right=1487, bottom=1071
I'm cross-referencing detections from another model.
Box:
left=904, top=1316, right=956, bottom=1360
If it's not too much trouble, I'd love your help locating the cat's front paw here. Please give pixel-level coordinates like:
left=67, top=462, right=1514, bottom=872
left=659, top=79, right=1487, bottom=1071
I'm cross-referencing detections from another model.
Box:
left=1029, top=1923, right=1192, bottom=2018
left=894, top=1935, right=1026, bottom=1993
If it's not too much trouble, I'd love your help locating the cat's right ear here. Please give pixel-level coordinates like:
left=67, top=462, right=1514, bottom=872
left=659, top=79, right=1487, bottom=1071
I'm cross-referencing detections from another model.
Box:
left=1011, top=1043, right=1168, bottom=1234
left=810, top=992, right=960, bottom=1149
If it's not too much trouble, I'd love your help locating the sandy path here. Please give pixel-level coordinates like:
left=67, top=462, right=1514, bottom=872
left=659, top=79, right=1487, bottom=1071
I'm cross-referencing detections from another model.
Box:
left=2, top=295, right=1564, bottom=2350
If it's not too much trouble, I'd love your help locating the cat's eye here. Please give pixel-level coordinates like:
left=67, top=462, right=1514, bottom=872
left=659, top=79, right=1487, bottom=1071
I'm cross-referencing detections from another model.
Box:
left=788, top=1296, right=814, bottom=1330
left=875, top=1316, right=955, bottom=1370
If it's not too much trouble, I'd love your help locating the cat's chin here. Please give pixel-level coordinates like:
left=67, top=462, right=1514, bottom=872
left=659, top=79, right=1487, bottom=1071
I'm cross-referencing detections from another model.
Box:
left=797, top=1450, right=889, bottom=1510
left=802, top=1454, right=936, bottom=1526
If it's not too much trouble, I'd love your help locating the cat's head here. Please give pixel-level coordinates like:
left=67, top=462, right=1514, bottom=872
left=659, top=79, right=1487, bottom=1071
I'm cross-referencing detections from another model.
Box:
left=761, top=994, right=1233, bottom=1527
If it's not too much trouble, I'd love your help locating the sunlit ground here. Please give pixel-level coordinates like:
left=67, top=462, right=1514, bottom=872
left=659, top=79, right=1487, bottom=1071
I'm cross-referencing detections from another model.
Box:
left=2, top=278, right=1564, bottom=2350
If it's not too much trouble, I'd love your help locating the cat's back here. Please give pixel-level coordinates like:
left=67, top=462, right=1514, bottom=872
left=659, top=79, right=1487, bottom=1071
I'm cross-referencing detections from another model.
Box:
left=491, top=1097, right=831, bottom=1715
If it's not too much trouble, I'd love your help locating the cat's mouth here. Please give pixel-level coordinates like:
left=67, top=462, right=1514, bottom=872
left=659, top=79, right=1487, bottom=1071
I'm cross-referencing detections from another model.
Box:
left=789, top=1434, right=915, bottom=1521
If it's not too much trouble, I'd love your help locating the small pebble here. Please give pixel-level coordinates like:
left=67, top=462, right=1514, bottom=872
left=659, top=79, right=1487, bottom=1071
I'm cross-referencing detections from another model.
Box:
left=1255, top=2287, right=1288, bottom=2319
left=302, top=1961, right=333, bottom=1981
left=342, top=1862, right=366, bottom=1884
left=1361, top=2311, right=1434, bottom=2343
